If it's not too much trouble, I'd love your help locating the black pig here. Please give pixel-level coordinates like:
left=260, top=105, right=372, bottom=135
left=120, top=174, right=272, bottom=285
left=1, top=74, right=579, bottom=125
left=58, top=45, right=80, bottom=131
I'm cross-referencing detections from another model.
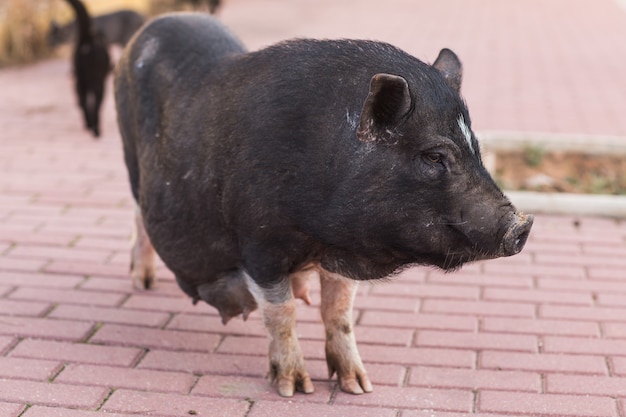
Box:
left=114, top=13, right=533, bottom=397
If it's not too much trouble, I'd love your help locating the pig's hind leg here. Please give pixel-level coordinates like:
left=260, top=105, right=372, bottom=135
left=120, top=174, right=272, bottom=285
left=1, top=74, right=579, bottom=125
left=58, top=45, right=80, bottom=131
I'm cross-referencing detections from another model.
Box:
left=320, top=270, right=373, bottom=394
left=130, top=205, right=156, bottom=289
left=244, top=274, right=314, bottom=397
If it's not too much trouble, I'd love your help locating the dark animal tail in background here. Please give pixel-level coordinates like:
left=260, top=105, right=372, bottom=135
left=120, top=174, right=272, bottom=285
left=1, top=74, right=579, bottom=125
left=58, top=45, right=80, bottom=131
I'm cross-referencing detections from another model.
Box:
left=185, top=0, right=221, bottom=14
left=64, top=0, right=111, bottom=138
left=48, top=9, right=146, bottom=48
left=208, top=0, right=220, bottom=14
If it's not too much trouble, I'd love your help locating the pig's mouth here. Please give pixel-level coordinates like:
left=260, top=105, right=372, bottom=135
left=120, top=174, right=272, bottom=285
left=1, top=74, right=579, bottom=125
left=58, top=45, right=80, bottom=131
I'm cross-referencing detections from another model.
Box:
left=439, top=211, right=534, bottom=269
left=438, top=251, right=475, bottom=271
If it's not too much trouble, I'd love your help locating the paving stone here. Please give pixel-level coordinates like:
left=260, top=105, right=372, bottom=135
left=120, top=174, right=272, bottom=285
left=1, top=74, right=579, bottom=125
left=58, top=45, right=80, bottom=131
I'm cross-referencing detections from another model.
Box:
left=101, top=390, right=250, bottom=416
left=55, top=364, right=197, bottom=393
left=415, top=329, right=538, bottom=352
left=478, top=390, right=617, bottom=417
left=91, top=323, right=221, bottom=352
left=0, top=379, right=109, bottom=408
left=333, top=385, right=473, bottom=412
left=248, top=401, right=397, bottom=417
left=481, top=317, right=600, bottom=337
left=0, top=357, right=62, bottom=381
left=409, top=366, right=541, bottom=392
left=545, top=374, right=626, bottom=396
left=0, top=317, right=94, bottom=341
left=0, top=402, right=26, bottom=417
left=22, top=406, right=137, bottom=417
left=10, top=339, right=143, bottom=367
left=49, top=304, right=170, bottom=328
left=480, top=351, right=608, bottom=375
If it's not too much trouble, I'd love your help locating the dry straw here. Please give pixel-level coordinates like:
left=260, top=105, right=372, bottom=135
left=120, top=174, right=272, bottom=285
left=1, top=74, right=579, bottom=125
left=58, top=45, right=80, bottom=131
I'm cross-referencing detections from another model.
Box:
left=0, top=0, right=186, bottom=67
left=0, top=0, right=69, bottom=66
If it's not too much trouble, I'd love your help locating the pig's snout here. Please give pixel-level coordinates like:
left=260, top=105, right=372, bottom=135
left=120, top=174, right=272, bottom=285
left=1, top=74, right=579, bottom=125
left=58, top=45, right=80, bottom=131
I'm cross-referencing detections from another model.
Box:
left=502, top=212, right=534, bottom=256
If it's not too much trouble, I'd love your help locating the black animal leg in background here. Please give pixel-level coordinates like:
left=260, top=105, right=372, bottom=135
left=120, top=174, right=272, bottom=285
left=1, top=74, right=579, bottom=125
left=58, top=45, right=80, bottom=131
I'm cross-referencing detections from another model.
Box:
left=76, top=80, right=91, bottom=130
left=65, top=0, right=111, bottom=138
left=90, top=79, right=105, bottom=137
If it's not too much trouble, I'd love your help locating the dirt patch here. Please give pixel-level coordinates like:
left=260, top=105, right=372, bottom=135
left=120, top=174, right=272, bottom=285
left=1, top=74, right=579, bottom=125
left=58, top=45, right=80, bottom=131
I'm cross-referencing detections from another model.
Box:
left=492, top=148, right=626, bottom=195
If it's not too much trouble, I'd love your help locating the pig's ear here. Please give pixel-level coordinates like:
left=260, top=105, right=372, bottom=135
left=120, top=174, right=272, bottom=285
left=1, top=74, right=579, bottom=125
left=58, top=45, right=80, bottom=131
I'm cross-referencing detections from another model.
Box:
left=357, top=73, right=411, bottom=143
left=433, top=48, right=463, bottom=93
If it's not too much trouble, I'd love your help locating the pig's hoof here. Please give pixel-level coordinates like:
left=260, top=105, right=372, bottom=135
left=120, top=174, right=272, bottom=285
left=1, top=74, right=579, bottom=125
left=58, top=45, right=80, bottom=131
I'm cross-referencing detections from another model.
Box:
left=271, top=363, right=314, bottom=397
left=328, top=358, right=373, bottom=395
left=337, top=373, right=373, bottom=395
left=130, top=263, right=156, bottom=290
left=277, top=374, right=314, bottom=397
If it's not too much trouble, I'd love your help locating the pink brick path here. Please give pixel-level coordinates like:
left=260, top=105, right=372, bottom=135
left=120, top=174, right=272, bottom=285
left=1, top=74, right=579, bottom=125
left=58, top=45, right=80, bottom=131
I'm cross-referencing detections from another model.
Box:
left=1, top=1, right=626, bottom=416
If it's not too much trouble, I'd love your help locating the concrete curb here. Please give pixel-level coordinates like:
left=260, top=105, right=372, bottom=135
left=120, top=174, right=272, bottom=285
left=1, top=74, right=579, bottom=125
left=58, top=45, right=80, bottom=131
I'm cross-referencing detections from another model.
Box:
left=478, top=131, right=626, bottom=155
left=477, top=131, right=626, bottom=218
left=506, top=191, right=626, bottom=218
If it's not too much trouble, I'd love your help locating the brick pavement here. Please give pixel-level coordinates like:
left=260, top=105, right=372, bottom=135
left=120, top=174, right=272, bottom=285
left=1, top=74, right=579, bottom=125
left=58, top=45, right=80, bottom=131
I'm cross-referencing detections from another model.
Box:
left=1, top=0, right=626, bottom=416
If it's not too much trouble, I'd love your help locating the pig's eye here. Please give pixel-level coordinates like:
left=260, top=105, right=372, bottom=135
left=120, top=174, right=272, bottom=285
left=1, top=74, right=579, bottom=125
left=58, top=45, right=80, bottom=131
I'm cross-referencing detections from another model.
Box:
left=417, top=151, right=447, bottom=178
left=423, top=153, right=443, bottom=164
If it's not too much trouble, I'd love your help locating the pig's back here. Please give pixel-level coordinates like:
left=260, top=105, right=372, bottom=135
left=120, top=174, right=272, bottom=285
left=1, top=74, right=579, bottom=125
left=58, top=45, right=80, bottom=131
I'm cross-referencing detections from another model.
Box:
left=115, top=12, right=246, bottom=195
left=114, top=13, right=247, bottom=283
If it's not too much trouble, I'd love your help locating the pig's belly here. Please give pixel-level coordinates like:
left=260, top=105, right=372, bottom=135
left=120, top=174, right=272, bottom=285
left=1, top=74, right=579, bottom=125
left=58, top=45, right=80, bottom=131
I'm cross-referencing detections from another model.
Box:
left=141, top=185, right=240, bottom=283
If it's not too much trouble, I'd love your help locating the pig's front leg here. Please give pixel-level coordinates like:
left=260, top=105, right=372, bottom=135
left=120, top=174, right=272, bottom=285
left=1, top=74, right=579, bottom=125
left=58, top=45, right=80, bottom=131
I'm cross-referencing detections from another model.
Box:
left=245, top=275, right=314, bottom=397
left=130, top=205, right=156, bottom=289
left=320, top=271, right=373, bottom=394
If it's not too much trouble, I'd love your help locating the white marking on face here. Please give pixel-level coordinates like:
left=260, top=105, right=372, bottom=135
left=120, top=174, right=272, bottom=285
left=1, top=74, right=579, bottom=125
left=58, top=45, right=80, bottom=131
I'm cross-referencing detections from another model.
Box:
left=457, top=115, right=474, bottom=154
left=345, top=109, right=358, bottom=130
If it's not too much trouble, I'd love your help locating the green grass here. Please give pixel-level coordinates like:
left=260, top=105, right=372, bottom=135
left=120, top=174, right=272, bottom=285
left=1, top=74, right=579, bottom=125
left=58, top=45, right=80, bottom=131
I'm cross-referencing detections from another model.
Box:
left=522, top=145, right=545, bottom=167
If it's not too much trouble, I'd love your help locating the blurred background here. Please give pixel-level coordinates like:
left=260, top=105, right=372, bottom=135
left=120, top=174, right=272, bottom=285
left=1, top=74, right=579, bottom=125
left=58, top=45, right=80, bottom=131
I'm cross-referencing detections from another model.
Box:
left=1, top=0, right=625, bottom=195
